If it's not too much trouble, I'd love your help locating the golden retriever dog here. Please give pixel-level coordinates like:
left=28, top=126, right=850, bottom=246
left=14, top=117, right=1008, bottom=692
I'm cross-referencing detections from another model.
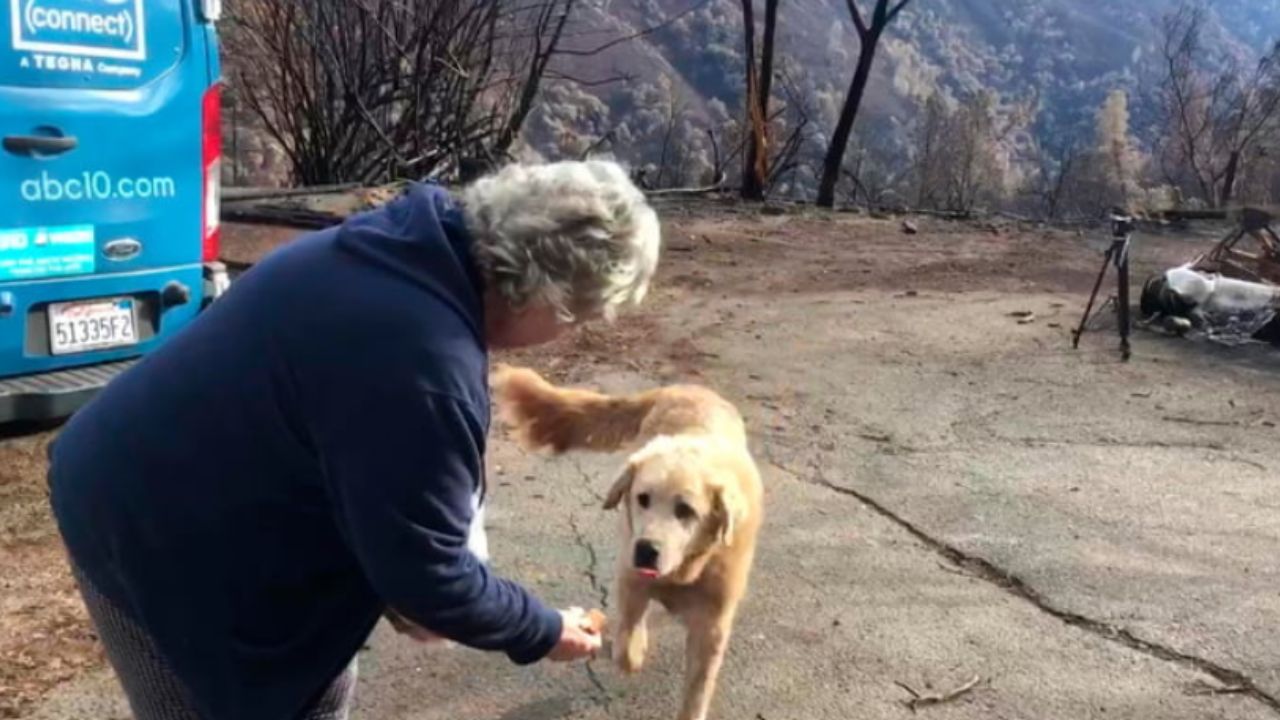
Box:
left=492, top=364, right=763, bottom=720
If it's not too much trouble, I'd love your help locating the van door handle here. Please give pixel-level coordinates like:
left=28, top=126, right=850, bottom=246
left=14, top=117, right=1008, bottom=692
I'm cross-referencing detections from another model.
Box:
left=3, top=135, right=78, bottom=155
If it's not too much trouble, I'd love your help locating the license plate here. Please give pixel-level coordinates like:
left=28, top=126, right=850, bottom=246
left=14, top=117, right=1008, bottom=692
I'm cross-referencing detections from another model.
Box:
left=48, top=298, right=139, bottom=356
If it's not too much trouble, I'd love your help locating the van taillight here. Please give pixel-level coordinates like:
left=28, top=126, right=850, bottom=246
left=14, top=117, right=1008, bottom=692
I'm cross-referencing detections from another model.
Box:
left=201, top=83, right=222, bottom=263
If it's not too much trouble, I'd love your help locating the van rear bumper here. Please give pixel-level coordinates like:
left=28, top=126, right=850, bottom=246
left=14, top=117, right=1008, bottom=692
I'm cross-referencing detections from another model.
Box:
left=0, top=261, right=230, bottom=423
left=0, top=359, right=136, bottom=423
left=0, top=264, right=206, bottom=380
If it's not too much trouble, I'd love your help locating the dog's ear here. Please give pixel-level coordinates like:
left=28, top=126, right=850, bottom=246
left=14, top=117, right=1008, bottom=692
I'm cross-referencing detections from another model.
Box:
left=603, top=462, right=636, bottom=510
left=713, top=482, right=747, bottom=547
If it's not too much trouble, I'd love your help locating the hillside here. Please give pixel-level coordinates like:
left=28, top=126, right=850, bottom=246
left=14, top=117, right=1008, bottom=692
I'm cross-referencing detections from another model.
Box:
left=528, top=0, right=1280, bottom=189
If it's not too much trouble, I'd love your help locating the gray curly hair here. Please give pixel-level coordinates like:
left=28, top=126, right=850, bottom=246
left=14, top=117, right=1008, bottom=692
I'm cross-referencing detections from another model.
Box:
left=459, top=159, right=661, bottom=322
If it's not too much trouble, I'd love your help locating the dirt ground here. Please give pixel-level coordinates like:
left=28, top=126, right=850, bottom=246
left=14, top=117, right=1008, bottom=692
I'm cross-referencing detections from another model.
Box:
left=3, top=201, right=1277, bottom=718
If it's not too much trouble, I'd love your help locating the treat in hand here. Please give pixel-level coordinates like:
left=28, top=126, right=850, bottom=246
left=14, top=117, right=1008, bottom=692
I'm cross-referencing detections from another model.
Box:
left=564, top=606, right=607, bottom=636
left=583, top=608, right=607, bottom=636
left=549, top=607, right=604, bottom=662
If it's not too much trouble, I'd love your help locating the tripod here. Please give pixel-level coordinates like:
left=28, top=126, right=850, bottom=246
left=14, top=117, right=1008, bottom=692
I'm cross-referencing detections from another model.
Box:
left=1072, top=213, right=1134, bottom=361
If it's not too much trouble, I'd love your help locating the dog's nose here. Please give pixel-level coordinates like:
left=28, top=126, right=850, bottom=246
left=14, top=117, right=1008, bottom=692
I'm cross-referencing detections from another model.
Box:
left=633, top=540, right=660, bottom=569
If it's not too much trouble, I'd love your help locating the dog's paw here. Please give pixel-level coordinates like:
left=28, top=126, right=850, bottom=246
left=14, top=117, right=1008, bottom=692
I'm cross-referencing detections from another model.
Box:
left=614, top=628, right=648, bottom=674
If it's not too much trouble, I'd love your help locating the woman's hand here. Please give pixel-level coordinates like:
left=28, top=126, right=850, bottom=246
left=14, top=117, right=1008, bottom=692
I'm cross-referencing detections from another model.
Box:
left=545, top=607, right=604, bottom=662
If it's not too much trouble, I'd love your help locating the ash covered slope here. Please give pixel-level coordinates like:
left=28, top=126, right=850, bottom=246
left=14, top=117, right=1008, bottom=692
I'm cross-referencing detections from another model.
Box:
left=528, top=0, right=1280, bottom=177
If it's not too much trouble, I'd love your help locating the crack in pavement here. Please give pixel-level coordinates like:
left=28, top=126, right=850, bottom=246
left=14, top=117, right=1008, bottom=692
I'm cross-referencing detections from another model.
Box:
left=568, top=512, right=610, bottom=611
left=815, top=424, right=1254, bottom=459
left=573, top=457, right=607, bottom=504
left=1004, top=436, right=1229, bottom=452
left=568, top=510, right=612, bottom=705
left=769, top=455, right=1280, bottom=716
left=583, top=659, right=610, bottom=703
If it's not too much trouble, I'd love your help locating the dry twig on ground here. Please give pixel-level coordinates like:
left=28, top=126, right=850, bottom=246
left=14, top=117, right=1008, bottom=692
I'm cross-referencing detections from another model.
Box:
left=894, top=675, right=983, bottom=712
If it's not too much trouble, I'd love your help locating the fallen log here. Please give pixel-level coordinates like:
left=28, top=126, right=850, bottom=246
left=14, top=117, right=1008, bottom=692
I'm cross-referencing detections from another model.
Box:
left=643, top=172, right=728, bottom=197
left=222, top=183, right=361, bottom=203
left=221, top=204, right=345, bottom=230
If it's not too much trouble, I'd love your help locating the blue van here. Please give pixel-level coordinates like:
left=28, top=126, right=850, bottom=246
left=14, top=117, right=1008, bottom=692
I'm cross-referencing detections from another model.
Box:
left=0, top=0, right=226, bottom=423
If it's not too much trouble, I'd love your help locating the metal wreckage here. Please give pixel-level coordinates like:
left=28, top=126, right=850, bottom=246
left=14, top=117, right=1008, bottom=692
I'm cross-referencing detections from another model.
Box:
left=1140, top=208, right=1280, bottom=346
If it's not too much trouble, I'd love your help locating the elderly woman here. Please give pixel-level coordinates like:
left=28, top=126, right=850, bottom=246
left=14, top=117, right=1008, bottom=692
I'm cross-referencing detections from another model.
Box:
left=47, top=159, right=661, bottom=720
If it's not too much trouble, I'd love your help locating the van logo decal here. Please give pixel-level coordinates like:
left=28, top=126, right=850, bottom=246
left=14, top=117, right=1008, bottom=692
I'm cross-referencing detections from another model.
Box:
left=0, top=224, right=95, bottom=282
left=12, top=0, right=147, bottom=62
left=103, top=237, right=141, bottom=261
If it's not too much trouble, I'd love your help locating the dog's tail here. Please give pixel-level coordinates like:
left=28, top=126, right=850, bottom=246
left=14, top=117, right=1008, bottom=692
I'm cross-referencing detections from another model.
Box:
left=492, top=364, right=657, bottom=454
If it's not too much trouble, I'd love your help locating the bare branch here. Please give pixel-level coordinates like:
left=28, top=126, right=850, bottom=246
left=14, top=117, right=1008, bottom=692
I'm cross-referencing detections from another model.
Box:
left=544, top=68, right=634, bottom=87
left=578, top=129, right=617, bottom=160
left=223, top=0, right=579, bottom=185
left=845, top=0, right=868, bottom=38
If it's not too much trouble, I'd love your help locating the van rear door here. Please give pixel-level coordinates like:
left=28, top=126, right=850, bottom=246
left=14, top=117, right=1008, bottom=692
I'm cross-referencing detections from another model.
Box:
left=0, top=0, right=212, bottom=362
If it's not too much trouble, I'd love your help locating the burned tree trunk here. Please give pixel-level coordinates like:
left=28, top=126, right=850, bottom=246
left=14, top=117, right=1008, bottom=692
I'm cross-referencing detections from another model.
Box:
left=739, top=0, right=780, bottom=201
left=817, top=32, right=880, bottom=207
left=759, top=0, right=780, bottom=122
left=740, top=0, right=763, bottom=200
left=816, top=0, right=913, bottom=208
left=1220, top=150, right=1241, bottom=207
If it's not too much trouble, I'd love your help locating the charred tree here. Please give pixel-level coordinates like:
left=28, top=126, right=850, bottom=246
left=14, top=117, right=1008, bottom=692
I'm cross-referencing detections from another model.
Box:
left=740, top=0, right=781, bottom=200
left=815, top=0, right=913, bottom=208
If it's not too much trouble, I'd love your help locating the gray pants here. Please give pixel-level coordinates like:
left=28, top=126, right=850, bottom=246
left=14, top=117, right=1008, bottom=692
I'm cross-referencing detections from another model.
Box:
left=72, top=565, right=358, bottom=720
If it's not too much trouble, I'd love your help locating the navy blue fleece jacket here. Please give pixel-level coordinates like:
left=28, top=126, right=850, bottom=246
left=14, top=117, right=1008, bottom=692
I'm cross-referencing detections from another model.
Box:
left=48, top=183, right=562, bottom=720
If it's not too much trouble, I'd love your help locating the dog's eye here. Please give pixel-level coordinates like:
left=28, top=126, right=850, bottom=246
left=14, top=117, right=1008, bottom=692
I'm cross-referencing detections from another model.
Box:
left=637, top=493, right=651, bottom=509
left=674, top=501, right=697, bottom=522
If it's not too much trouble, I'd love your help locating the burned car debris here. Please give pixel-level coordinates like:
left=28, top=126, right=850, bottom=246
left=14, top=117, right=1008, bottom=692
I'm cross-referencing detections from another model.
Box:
left=1141, top=208, right=1280, bottom=345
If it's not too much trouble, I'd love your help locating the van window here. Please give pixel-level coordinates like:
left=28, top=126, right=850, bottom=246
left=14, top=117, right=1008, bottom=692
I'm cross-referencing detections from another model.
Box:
left=0, top=0, right=187, bottom=91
